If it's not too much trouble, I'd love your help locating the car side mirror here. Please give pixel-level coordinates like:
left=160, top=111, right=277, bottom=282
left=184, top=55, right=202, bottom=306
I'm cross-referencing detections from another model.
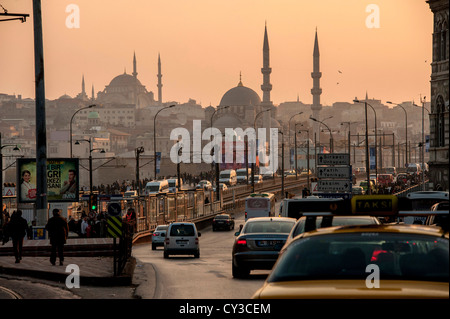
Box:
left=198, top=232, right=201, bottom=237
left=234, top=231, right=240, bottom=236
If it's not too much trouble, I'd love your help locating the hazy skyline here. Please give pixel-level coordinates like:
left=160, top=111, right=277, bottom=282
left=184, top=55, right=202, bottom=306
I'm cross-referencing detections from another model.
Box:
left=1, top=0, right=433, bottom=106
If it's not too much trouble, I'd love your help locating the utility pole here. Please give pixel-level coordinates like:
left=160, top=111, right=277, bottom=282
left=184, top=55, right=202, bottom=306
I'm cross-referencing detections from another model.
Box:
left=33, top=0, right=48, bottom=226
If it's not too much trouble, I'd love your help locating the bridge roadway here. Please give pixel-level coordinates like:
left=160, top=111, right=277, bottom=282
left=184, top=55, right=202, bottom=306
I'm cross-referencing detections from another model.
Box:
left=132, top=207, right=279, bottom=299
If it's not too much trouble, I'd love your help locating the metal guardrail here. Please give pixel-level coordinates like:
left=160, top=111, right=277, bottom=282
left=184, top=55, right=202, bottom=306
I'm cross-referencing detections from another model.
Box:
left=128, top=176, right=310, bottom=241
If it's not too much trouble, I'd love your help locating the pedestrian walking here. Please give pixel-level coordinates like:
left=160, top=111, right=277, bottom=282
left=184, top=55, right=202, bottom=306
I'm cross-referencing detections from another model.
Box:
left=45, top=209, right=69, bottom=266
left=4, top=210, right=29, bottom=263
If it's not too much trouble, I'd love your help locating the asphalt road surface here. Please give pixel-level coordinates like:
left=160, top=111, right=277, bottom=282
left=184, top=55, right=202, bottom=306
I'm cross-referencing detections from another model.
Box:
left=133, top=211, right=271, bottom=299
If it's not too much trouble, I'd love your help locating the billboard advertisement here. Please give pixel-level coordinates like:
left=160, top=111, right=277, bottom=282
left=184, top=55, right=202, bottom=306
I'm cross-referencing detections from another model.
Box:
left=17, top=158, right=79, bottom=203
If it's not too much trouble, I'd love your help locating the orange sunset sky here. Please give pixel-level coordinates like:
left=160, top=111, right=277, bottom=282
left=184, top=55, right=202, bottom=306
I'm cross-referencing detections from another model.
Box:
left=0, top=0, right=433, bottom=107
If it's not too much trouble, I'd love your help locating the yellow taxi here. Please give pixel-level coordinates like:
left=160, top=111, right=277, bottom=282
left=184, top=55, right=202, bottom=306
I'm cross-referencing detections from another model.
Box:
left=252, top=224, right=448, bottom=299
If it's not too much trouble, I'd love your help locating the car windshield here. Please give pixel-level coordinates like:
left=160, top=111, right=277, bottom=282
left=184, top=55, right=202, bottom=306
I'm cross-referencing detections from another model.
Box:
left=292, top=216, right=379, bottom=237
left=237, top=171, right=247, bottom=176
left=170, top=224, right=195, bottom=236
left=243, top=220, right=295, bottom=234
left=268, top=232, right=448, bottom=283
left=220, top=174, right=230, bottom=178
left=147, top=185, right=160, bottom=191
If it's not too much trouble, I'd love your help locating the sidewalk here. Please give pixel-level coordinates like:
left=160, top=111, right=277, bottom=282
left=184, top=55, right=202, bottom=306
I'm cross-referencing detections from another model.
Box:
left=0, top=237, right=134, bottom=286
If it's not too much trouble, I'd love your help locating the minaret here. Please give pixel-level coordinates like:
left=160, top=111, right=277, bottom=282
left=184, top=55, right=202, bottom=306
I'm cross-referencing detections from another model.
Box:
left=157, top=53, right=163, bottom=105
left=261, top=22, right=272, bottom=106
left=132, top=51, right=138, bottom=78
left=91, top=84, right=95, bottom=101
left=261, top=22, right=272, bottom=140
left=81, top=74, right=86, bottom=96
left=311, top=28, right=322, bottom=139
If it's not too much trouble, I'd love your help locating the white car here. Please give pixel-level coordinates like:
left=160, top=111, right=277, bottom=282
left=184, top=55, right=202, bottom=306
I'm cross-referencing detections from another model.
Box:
left=213, top=183, right=228, bottom=191
left=152, top=225, right=168, bottom=250
left=164, top=222, right=201, bottom=258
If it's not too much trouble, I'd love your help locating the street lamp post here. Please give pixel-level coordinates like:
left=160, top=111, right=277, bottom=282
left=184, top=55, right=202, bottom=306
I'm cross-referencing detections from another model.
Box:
left=387, top=101, right=408, bottom=165
left=70, top=104, right=96, bottom=157
left=0, top=132, right=20, bottom=219
left=75, top=138, right=105, bottom=197
left=413, top=99, right=430, bottom=190
left=154, top=104, right=176, bottom=180
left=297, top=128, right=310, bottom=190
left=278, top=131, right=285, bottom=198
left=210, top=105, right=229, bottom=189
left=310, top=117, right=333, bottom=153
left=340, top=121, right=358, bottom=162
left=354, top=98, right=371, bottom=195
left=289, top=112, right=303, bottom=171
left=135, top=146, right=144, bottom=195
left=252, top=108, right=271, bottom=193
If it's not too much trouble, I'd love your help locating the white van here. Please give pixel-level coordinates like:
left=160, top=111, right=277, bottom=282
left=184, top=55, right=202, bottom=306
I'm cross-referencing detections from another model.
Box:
left=164, top=222, right=201, bottom=258
left=406, top=163, right=422, bottom=176
left=236, top=168, right=251, bottom=184
left=168, top=178, right=183, bottom=193
left=219, top=169, right=237, bottom=186
left=145, top=180, right=170, bottom=195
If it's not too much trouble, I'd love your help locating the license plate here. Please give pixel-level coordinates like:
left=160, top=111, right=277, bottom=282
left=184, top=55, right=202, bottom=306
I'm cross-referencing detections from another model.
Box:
left=257, top=240, right=282, bottom=247
left=176, top=240, right=188, bottom=245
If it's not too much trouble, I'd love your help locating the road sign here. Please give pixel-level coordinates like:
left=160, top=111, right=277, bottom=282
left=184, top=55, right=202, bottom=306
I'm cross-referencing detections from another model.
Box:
left=108, top=202, right=121, bottom=217
left=107, top=216, right=122, bottom=238
left=318, top=192, right=352, bottom=200
left=318, top=180, right=352, bottom=192
left=318, top=166, right=352, bottom=179
left=317, top=153, right=350, bottom=166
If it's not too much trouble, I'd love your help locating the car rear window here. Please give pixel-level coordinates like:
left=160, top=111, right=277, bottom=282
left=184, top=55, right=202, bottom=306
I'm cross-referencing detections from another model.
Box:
left=244, top=221, right=295, bottom=234
left=156, top=226, right=168, bottom=231
left=268, top=233, right=449, bottom=283
left=170, top=224, right=195, bottom=236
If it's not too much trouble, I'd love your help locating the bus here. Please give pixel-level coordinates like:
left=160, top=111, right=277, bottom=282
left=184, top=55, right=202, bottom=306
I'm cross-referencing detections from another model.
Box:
left=403, top=191, right=449, bottom=224
left=145, top=180, right=170, bottom=195
left=244, top=193, right=276, bottom=222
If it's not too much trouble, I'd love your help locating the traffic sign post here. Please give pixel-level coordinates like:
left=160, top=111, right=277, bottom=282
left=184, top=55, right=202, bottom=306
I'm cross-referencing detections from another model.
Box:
left=318, top=166, right=352, bottom=179
left=317, top=153, right=350, bottom=166
left=317, top=153, right=352, bottom=196
left=318, top=180, right=352, bottom=192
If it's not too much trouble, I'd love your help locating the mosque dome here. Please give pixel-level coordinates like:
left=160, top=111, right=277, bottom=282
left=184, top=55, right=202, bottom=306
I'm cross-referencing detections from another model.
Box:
left=58, top=94, right=72, bottom=100
left=219, top=81, right=261, bottom=107
left=108, top=73, right=144, bottom=88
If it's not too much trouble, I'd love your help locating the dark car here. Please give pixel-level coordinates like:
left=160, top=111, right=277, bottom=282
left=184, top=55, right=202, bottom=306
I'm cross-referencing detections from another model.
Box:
left=212, top=214, right=235, bottom=231
left=232, top=217, right=296, bottom=278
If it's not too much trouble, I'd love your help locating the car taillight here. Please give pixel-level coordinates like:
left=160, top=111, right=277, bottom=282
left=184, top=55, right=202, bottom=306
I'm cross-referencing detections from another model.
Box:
left=245, top=212, right=247, bottom=219
left=195, top=238, right=199, bottom=245
left=237, top=239, right=247, bottom=246
left=165, top=238, right=170, bottom=245
left=153, top=232, right=159, bottom=236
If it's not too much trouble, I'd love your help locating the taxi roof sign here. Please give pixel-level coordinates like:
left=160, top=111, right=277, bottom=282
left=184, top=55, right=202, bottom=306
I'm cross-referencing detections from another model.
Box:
left=351, top=195, right=398, bottom=216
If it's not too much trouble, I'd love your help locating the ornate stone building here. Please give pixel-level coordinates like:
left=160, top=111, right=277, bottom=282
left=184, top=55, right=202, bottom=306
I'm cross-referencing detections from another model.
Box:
left=427, top=0, right=449, bottom=190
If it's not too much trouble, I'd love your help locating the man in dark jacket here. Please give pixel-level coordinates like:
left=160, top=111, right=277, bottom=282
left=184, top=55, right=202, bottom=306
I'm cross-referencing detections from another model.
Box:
left=45, top=209, right=69, bottom=266
left=5, top=210, right=29, bottom=263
